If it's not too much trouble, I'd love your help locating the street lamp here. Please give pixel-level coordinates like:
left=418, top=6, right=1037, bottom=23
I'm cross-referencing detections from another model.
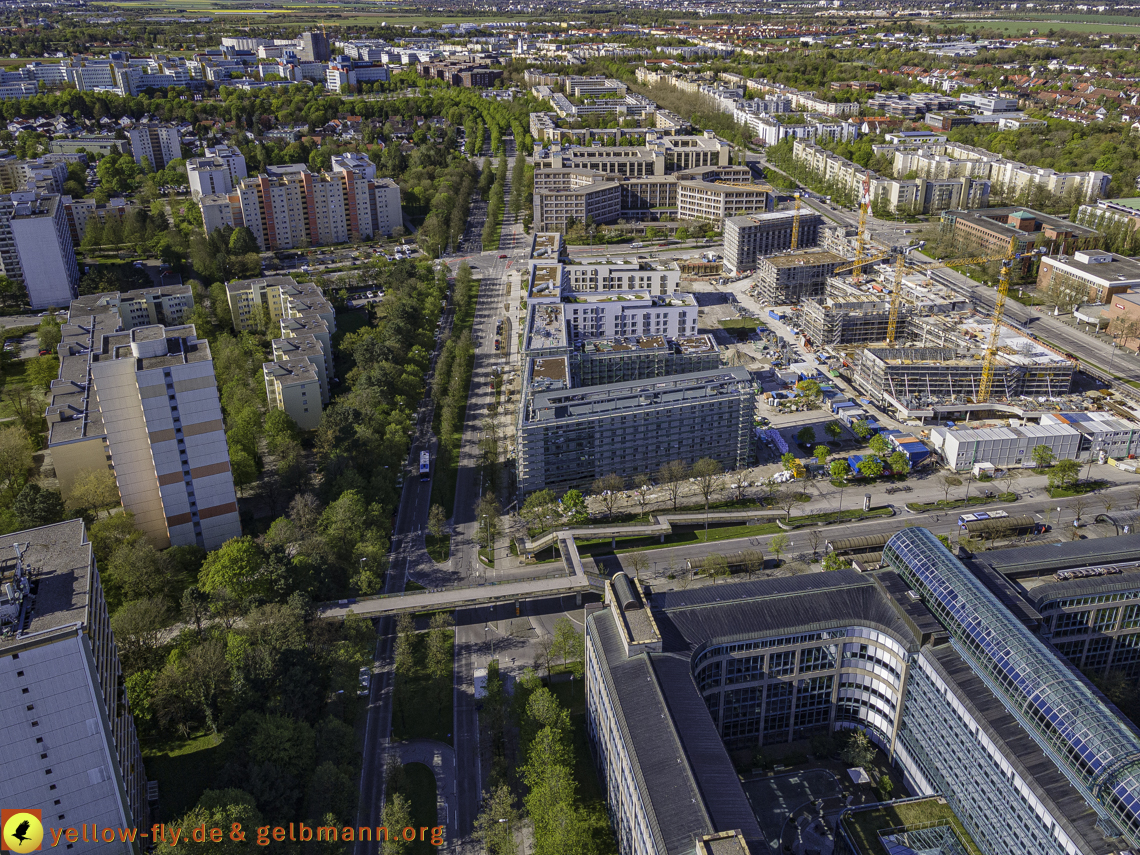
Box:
left=485, top=624, right=494, bottom=658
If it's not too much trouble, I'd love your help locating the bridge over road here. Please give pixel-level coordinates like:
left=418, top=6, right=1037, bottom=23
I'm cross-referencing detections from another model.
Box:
left=318, top=535, right=597, bottom=619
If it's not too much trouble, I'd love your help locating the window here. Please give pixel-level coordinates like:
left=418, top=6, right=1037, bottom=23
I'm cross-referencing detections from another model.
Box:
left=725, top=655, right=763, bottom=684
left=1054, top=611, right=1092, bottom=638
left=768, top=650, right=796, bottom=677
left=800, top=645, right=837, bottom=673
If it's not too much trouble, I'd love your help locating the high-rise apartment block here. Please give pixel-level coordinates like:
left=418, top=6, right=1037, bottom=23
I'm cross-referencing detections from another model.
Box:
left=204, top=144, right=247, bottom=184
left=125, top=124, right=182, bottom=171
left=187, top=156, right=236, bottom=199
left=296, top=31, right=331, bottom=62
left=1, top=520, right=149, bottom=849
left=0, top=190, right=80, bottom=309
left=46, top=290, right=241, bottom=550
left=200, top=157, right=402, bottom=248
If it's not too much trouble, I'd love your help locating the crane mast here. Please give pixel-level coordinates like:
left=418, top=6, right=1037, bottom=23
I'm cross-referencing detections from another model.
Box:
left=853, top=173, right=872, bottom=283
left=790, top=192, right=801, bottom=251
left=977, top=235, right=1021, bottom=404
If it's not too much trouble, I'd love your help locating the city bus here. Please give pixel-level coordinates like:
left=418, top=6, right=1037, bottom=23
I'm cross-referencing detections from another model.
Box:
left=419, top=451, right=430, bottom=481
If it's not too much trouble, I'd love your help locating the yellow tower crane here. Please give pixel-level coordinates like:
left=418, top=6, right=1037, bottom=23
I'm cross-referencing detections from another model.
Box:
left=977, top=236, right=1048, bottom=403
left=885, top=247, right=1021, bottom=344
left=790, top=192, right=801, bottom=252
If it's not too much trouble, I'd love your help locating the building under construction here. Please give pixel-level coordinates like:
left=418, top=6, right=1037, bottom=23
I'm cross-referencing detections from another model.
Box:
left=853, top=330, right=1076, bottom=416
left=754, top=249, right=846, bottom=305
left=800, top=274, right=969, bottom=347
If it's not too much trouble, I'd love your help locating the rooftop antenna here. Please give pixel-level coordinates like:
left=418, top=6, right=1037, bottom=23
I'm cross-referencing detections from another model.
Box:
left=11, top=542, right=29, bottom=581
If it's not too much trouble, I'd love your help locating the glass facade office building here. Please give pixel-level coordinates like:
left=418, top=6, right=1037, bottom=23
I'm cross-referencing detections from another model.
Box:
left=885, top=527, right=1140, bottom=851
left=586, top=531, right=1140, bottom=855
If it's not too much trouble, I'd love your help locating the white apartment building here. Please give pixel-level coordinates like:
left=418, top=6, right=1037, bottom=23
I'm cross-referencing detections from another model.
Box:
left=527, top=262, right=697, bottom=340
left=0, top=191, right=80, bottom=309
left=187, top=156, right=235, bottom=198
left=887, top=141, right=1110, bottom=204
left=126, top=124, right=181, bottom=170
left=204, top=144, right=248, bottom=183
left=562, top=263, right=680, bottom=296
left=71, top=284, right=194, bottom=330
left=47, top=308, right=241, bottom=550
left=199, top=192, right=238, bottom=234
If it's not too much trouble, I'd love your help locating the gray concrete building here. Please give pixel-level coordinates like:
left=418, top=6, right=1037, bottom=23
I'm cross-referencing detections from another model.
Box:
left=517, top=361, right=753, bottom=493
left=754, top=249, right=846, bottom=305
left=723, top=211, right=823, bottom=275
left=1, top=520, right=149, bottom=850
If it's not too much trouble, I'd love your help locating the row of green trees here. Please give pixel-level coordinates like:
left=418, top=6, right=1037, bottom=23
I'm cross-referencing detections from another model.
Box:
left=430, top=262, right=478, bottom=515
left=476, top=637, right=612, bottom=855
left=482, top=156, right=509, bottom=249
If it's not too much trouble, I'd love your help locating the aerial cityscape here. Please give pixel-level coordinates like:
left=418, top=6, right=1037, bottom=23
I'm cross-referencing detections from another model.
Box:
left=11, top=1, right=1140, bottom=854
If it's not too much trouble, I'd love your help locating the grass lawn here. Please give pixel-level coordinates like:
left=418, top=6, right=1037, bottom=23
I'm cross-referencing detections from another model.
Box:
left=0, top=359, right=33, bottom=421
left=843, top=798, right=982, bottom=855
left=430, top=283, right=479, bottom=519
left=719, top=318, right=762, bottom=330
left=398, top=763, right=438, bottom=855
left=392, top=632, right=454, bottom=745
left=548, top=680, right=603, bottom=806
left=1048, top=479, right=1108, bottom=498
left=907, top=493, right=1017, bottom=512
left=140, top=731, right=225, bottom=820
left=425, top=534, right=450, bottom=563
left=789, top=506, right=893, bottom=526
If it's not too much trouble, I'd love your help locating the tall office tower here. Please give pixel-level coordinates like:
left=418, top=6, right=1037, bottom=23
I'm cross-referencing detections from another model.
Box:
left=297, top=31, right=331, bottom=62
left=0, top=520, right=149, bottom=849
left=125, top=124, right=182, bottom=171
left=0, top=190, right=80, bottom=309
left=47, top=311, right=241, bottom=550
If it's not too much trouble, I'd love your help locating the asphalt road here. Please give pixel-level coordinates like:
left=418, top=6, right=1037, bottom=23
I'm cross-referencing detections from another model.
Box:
left=607, top=479, right=1139, bottom=585
left=916, top=260, right=1140, bottom=384
left=354, top=301, right=453, bottom=855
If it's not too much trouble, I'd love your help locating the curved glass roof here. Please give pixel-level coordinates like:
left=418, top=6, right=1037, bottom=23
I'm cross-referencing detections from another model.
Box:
left=884, top=527, right=1140, bottom=845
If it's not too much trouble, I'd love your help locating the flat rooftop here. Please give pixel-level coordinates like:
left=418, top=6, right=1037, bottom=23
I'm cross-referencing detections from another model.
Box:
left=0, top=519, right=92, bottom=645
left=1045, top=251, right=1140, bottom=283
left=764, top=250, right=846, bottom=269
left=529, top=262, right=563, bottom=299
left=958, top=320, right=1072, bottom=366
left=525, top=302, right=567, bottom=354
left=263, top=357, right=318, bottom=386
left=528, top=355, right=569, bottom=393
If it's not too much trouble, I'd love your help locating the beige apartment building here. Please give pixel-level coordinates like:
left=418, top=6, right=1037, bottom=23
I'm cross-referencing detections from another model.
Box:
left=225, top=275, right=336, bottom=334
left=676, top=180, right=775, bottom=223
left=534, top=180, right=621, bottom=232
left=263, top=358, right=322, bottom=430
left=46, top=305, right=241, bottom=550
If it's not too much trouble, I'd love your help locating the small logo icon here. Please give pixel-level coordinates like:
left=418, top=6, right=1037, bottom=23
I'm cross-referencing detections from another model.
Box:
left=1, top=811, right=43, bottom=853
